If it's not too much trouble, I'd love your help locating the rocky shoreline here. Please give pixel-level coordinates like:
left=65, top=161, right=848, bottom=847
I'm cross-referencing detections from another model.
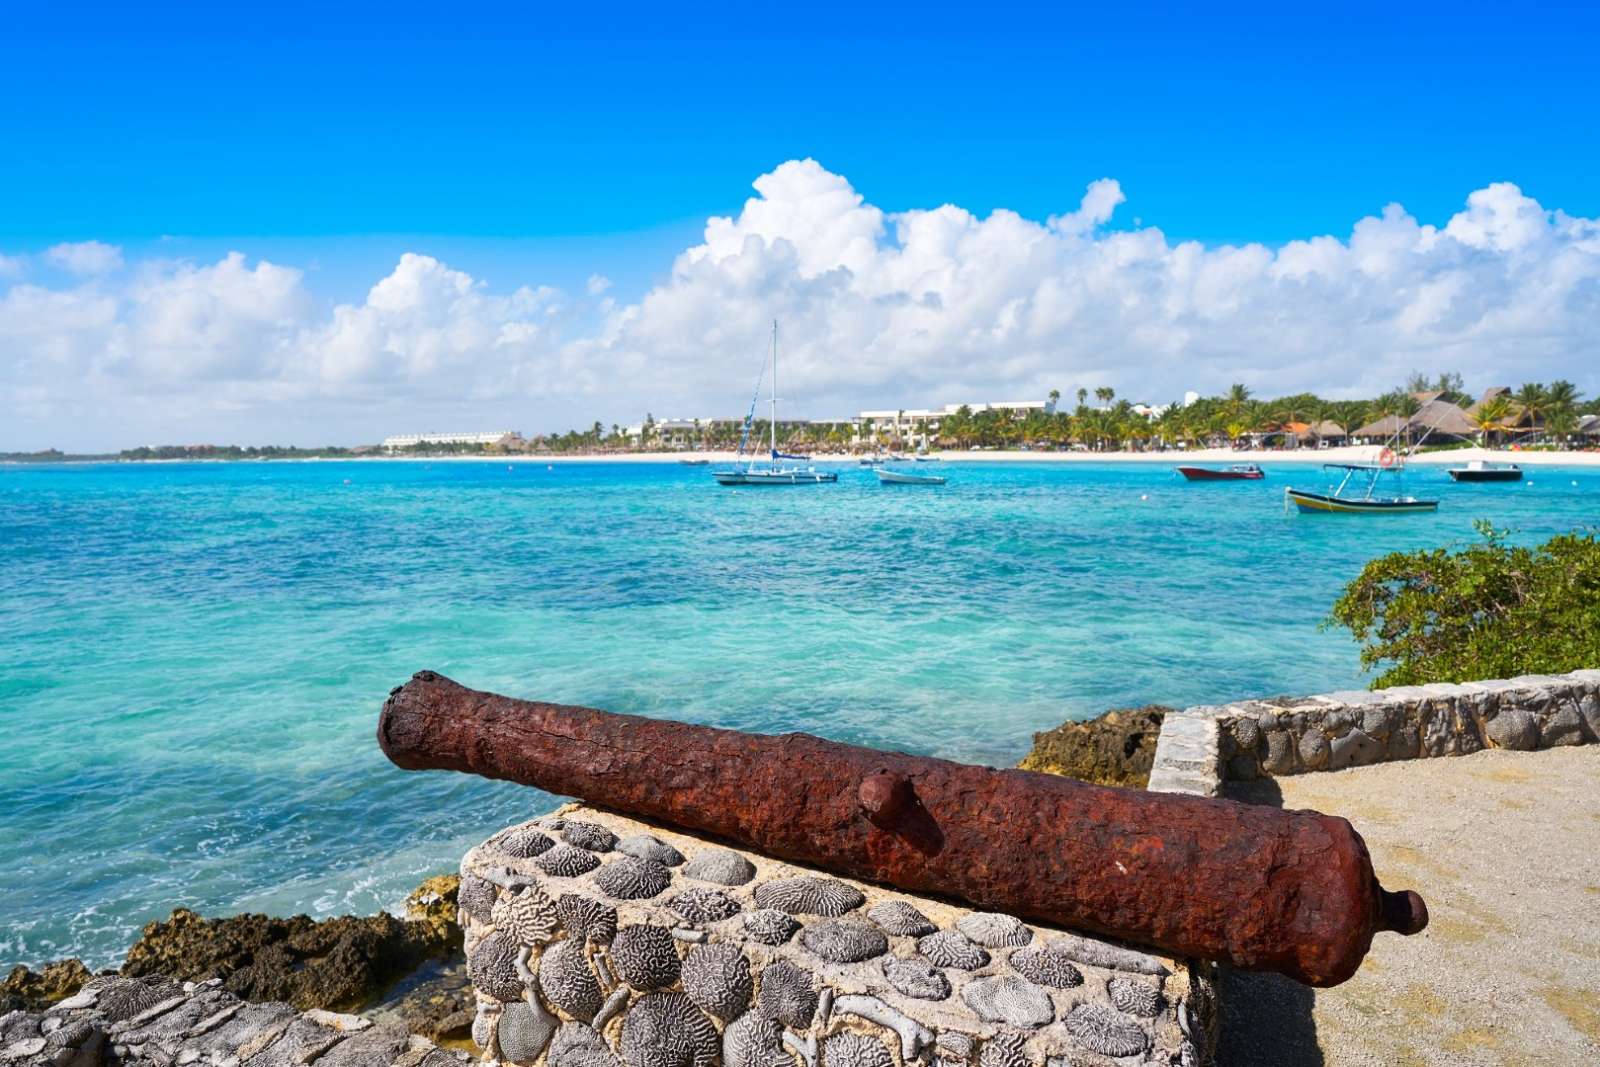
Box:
left=3, top=876, right=473, bottom=1046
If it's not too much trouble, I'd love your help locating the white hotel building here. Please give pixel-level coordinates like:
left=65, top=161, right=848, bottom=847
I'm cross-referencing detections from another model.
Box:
left=382, top=431, right=515, bottom=451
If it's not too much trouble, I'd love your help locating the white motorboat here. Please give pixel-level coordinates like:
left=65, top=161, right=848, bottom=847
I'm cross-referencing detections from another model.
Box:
left=875, top=467, right=946, bottom=485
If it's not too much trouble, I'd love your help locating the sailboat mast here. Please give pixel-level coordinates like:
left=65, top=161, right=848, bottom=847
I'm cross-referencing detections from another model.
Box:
left=770, top=319, right=779, bottom=459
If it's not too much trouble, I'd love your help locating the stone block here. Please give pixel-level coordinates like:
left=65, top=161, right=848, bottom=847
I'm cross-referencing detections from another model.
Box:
left=461, top=807, right=1207, bottom=1067
left=1360, top=704, right=1398, bottom=738
left=1328, top=729, right=1383, bottom=771
left=1484, top=709, right=1537, bottom=751
left=1385, top=726, right=1420, bottom=761
left=1578, top=691, right=1600, bottom=741
left=1261, top=730, right=1294, bottom=776
left=1296, top=730, right=1330, bottom=771
left=1539, top=702, right=1586, bottom=747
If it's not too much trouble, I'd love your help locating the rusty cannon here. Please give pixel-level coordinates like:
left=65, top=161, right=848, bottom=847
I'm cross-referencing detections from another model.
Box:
left=378, top=671, right=1427, bottom=986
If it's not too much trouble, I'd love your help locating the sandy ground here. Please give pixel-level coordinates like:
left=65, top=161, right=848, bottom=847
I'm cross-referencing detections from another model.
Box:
left=1220, top=746, right=1600, bottom=1066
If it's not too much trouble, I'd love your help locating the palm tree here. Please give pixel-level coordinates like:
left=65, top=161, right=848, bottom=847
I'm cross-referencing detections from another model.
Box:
left=1473, top=396, right=1513, bottom=448
left=1048, top=389, right=1061, bottom=412
left=1094, top=386, right=1115, bottom=406
left=1076, top=387, right=1088, bottom=408
left=1545, top=407, right=1579, bottom=448
left=1513, top=383, right=1548, bottom=434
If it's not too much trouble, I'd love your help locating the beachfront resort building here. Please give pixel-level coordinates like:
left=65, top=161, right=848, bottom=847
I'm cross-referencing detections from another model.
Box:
left=852, top=400, right=1057, bottom=449
left=382, top=431, right=517, bottom=451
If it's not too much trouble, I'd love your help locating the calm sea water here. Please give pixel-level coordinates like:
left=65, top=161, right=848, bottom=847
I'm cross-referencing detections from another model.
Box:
left=2, top=458, right=1595, bottom=968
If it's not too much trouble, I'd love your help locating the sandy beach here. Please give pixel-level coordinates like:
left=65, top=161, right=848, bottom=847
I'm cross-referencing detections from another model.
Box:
left=362, top=445, right=1600, bottom=468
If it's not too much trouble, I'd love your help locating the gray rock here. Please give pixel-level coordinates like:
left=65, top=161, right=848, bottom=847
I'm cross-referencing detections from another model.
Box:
left=665, top=888, right=742, bottom=925
left=977, top=1034, right=1030, bottom=1067
left=539, top=939, right=603, bottom=1023
left=955, top=913, right=1031, bottom=949
left=756, top=960, right=817, bottom=1027
left=1062, top=1002, right=1148, bottom=1057
left=457, top=874, right=499, bottom=925
left=562, top=822, right=618, bottom=853
left=467, top=931, right=525, bottom=1002
left=1296, top=730, right=1329, bottom=771
left=682, top=850, right=756, bottom=887
left=593, top=857, right=673, bottom=901
left=557, top=894, right=618, bottom=944
left=1486, top=708, right=1537, bottom=751
left=1386, top=725, right=1420, bottom=760
left=1008, top=944, right=1083, bottom=989
left=495, top=1000, right=558, bottom=1065
left=679, top=944, right=751, bottom=1022
left=1107, top=976, right=1162, bottom=1017
left=820, top=1031, right=894, bottom=1067
left=1361, top=704, right=1398, bottom=737
left=866, top=900, right=936, bottom=937
left=609, top=926, right=681, bottom=991
left=618, top=992, right=718, bottom=1067
left=916, top=930, right=989, bottom=970
left=1229, top=716, right=1260, bottom=751
left=721, top=1012, right=789, bottom=1067
left=1329, top=728, right=1383, bottom=770
left=495, top=827, right=556, bottom=859
left=753, top=877, right=865, bottom=917
left=740, top=909, right=799, bottom=946
left=536, top=845, right=604, bottom=878
left=1421, top=704, right=1458, bottom=757
left=1539, top=702, right=1586, bottom=746
left=1261, top=730, right=1293, bottom=775
left=961, top=975, right=1054, bottom=1028
left=880, top=958, right=950, bottom=1001
left=800, top=920, right=888, bottom=964
left=1048, top=934, right=1169, bottom=975
left=549, top=1022, right=622, bottom=1067
left=617, top=835, right=685, bottom=867
left=1578, top=691, right=1600, bottom=739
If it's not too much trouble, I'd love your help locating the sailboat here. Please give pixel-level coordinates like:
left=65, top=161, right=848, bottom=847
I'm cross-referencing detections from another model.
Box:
left=714, top=322, right=838, bottom=486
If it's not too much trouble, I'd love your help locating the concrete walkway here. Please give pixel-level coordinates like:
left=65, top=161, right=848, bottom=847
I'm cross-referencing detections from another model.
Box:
left=1220, top=746, right=1600, bottom=1066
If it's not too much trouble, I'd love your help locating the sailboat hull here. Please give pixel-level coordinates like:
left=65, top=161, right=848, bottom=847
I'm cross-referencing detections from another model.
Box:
left=715, top=469, right=838, bottom=485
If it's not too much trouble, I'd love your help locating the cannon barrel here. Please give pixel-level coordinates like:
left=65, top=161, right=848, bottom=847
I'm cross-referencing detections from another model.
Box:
left=378, top=671, right=1426, bottom=986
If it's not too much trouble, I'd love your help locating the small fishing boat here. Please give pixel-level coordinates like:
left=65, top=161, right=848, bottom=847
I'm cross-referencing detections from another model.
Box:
left=913, top=454, right=938, bottom=462
left=1176, top=464, right=1264, bottom=481
left=713, top=321, right=838, bottom=487
left=875, top=468, right=946, bottom=485
left=1446, top=460, right=1522, bottom=482
left=678, top=458, right=710, bottom=466
left=1286, top=464, right=1437, bottom=514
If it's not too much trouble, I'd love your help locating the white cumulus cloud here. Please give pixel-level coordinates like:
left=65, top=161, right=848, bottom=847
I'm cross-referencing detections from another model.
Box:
left=44, top=240, right=124, bottom=276
left=3, top=161, right=1599, bottom=450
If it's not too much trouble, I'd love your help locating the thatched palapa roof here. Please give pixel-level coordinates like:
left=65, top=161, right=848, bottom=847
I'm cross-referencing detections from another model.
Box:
left=1309, top=420, right=1346, bottom=438
left=1352, top=414, right=1408, bottom=438
left=1408, top=398, right=1477, bottom=437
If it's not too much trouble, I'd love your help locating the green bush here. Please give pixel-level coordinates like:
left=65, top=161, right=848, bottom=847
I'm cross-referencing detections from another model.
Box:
left=1327, top=523, right=1600, bottom=687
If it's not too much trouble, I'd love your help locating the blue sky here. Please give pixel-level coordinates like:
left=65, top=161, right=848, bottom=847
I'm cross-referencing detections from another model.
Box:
left=6, top=2, right=1597, bottom=249
left=2, top=2, right=1598, bottom=449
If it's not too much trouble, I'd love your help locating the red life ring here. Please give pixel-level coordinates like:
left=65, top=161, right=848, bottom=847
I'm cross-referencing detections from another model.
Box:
left=1378, top=447, right=1397, bottom=468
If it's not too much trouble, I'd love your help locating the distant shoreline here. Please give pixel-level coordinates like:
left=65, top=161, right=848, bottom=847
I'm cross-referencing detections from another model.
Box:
left=7, top=445, right=1600, bottom=468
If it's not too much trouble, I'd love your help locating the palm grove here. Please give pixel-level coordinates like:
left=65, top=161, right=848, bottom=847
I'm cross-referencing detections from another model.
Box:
left=536, top=374, right=1595, bottom=454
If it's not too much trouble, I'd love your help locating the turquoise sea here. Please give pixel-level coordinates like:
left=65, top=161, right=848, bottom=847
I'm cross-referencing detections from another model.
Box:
left=2, top=458, right=1596, bottom=968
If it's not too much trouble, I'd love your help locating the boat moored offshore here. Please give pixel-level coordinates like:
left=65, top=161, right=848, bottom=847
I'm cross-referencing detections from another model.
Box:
left=1286, top=463, right=1438, bottom=514
left=713, top=321, right=838, bottom=487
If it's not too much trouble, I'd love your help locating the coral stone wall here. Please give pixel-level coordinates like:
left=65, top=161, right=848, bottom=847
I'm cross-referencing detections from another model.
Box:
left=1150, top=670, right=1600, bottom=794
left=460, top=806, right=1215, bottom=1067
